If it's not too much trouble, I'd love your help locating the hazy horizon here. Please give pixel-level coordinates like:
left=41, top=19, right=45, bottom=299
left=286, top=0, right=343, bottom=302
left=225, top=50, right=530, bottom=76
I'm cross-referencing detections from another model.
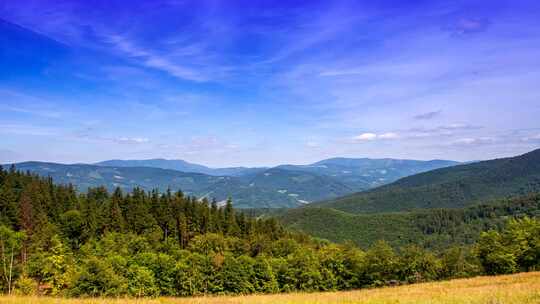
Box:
left=1, top=1, right=540, bottom=167
left=4, top=155, right=465, bottom=168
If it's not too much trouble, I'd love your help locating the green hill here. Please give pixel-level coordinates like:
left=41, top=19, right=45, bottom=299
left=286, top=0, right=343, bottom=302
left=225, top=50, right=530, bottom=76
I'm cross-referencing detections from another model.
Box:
left=315, top=148, right=540, bottom=213
left=244, top=168, right=353, bottom=203
left=2, top=162, right=351, bottom=208
left=280, top=194, right=540, bottom=249
left=278, top=158, right=459, bottom=191
left=95, top=158, right=267, bottom=176
left=5, top=156, right=459, bottom=209
left=96, top=157, right=459, bottom=193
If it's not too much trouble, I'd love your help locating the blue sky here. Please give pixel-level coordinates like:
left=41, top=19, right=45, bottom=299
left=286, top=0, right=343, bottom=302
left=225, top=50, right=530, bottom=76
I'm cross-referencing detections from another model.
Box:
left=1, top=0, right=539, bottom=167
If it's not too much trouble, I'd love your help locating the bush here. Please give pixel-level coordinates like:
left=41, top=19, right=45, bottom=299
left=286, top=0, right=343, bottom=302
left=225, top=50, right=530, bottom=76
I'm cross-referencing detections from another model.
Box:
left=127, top=265, right=159, bottom=297
left=69, top=257, right=127, bottom=297
left=14, top=275, right=37, bottom=295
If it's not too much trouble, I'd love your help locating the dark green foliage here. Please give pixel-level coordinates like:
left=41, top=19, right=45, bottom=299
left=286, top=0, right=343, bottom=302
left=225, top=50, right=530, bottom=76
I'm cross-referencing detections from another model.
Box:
left=5, top=156, right=460, bottom=209
left=3, top=162, right=349, bottom=209
left=280, top=194, right=540, bottom=249
left=0, top=168, right=538, bottom=297
left=476, top=217, right=540, bottom=274
left=316, top=148, right=540, bottom=213
left=69, top=256, right=128, bottom=297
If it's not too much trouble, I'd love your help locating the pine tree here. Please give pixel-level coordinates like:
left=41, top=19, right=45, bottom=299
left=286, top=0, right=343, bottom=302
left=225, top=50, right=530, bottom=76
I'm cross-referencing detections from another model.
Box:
left=107, top=187, right=126, bottom=233
left=224, top=198, right=240, bottom=236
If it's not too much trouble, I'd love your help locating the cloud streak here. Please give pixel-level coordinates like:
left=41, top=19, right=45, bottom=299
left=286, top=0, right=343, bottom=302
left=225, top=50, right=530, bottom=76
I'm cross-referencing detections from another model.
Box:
left=105, top=34, right=210, bottom=82
left=353, top=132, right=399, bottom=142
left=1, top=1, right=539, bottom=164
left=414, top=110, right=441, bottom=120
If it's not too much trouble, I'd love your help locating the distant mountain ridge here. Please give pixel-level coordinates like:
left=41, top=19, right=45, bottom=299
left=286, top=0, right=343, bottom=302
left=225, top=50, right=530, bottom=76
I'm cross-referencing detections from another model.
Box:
left=96, top=157, right=459, bottom=192
left=3, top=162, right=307, bottom=208
left=2, top=162, right=351, bottom=208
left=314, top=148, right=540, bottom=213
left=95, top=159, right=266, bottom=176
left=277, top=158, right=459, bottom=191
left=4, top=156, right=461, bottom=209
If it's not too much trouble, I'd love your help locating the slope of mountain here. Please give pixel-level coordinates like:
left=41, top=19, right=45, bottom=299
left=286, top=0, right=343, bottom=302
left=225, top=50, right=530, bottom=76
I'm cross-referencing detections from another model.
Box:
left=95, top=159, right=266, bottom=176
left=243, top=168, right=353, bottom=203
left=4, top=162, right=349, bottom=209
left=5, top=156, right=462, bottom=209
left=277, top=158, right=459, bottom=191
left=96, top=157, right=459, bottom=191
left=315, top=149, right=540, bottom=213
left=6, top=161, right=223, bottom=193
left=280, top=194, right=540, bottom=248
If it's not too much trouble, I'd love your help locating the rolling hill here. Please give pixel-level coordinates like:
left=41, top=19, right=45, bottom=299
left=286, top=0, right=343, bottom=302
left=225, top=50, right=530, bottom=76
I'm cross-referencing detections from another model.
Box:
left=314, top=148, right=540, bottom=213
left=96, top=157, right=459, bottom=192
left=4, top=156, right=460, bottom=209
left=5, top=161, right=225, bottom=194
left=3, top=162, right=350, bottom=208
left=95, top=159, right=267, bottom=176
left=277, top=158, right=459, bottom=191
left=243, top=167, right=353, bottom=202
left=280, top=194, right=540, bottom=248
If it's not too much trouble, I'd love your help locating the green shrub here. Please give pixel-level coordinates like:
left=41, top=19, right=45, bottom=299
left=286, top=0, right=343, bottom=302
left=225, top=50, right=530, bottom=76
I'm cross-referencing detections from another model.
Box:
left=14, top=275, right=37, bottom=296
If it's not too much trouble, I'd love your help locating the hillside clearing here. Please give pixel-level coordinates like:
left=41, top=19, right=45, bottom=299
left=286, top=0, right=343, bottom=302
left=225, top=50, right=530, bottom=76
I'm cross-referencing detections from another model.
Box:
left=2, top=272, right=540, bottom=304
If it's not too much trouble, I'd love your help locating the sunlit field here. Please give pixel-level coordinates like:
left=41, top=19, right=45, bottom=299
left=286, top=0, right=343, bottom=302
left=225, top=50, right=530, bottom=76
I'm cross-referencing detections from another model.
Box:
left=2, top=272, right=539, bottom=304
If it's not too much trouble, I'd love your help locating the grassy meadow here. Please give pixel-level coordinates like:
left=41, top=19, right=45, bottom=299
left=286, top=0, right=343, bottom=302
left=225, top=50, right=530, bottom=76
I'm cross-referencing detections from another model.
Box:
left=1, top=272, right=539, bottom=304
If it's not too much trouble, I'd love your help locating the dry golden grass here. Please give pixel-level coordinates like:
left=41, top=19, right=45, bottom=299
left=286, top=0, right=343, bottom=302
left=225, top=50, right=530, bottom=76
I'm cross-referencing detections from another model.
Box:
left=2, top=272, right=540, bottom=304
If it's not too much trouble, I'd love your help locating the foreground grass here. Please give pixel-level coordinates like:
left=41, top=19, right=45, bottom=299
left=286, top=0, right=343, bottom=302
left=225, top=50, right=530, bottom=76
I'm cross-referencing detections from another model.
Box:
left=3, top=272, right=540, bottom=304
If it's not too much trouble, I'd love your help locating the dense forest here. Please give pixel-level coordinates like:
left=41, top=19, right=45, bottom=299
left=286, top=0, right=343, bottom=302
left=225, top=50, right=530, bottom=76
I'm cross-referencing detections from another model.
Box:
left=280, top=194, right=540, bottom=249
left=0, top=166, right=539, bottom=297
left=316, top=148, right=540, bottom=213
left=7, top=157, right=459, bottom=209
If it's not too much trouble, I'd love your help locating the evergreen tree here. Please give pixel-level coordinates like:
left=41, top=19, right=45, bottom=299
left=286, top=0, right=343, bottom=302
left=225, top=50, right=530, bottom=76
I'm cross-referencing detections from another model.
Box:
left=107, top=187, right=126, bottom=233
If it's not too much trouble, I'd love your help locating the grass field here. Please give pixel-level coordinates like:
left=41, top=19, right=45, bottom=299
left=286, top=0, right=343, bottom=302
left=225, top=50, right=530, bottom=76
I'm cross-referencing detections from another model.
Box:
left=2, top=272, right=539, bottom=304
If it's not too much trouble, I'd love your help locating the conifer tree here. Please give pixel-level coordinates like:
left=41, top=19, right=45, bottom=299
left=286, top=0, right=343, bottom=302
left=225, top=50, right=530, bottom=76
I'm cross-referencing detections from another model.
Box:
left=107, top=187, right=126, bottom=233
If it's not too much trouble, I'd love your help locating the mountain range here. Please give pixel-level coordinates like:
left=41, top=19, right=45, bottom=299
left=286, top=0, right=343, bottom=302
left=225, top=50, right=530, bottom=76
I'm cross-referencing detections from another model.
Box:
left=5, top=149, right=540, bottom=248
left=314, top=148, right=540, bottom=213
left=279, top=148, right=540, bottom=247
left=95, top=159, right=266, bottom=176
left=3, top=157, right=459, bottom=208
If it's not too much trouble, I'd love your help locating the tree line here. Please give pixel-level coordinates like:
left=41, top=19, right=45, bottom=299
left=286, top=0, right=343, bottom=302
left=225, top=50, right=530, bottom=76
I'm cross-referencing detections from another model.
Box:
left=0, top=166, right=539, bottom=297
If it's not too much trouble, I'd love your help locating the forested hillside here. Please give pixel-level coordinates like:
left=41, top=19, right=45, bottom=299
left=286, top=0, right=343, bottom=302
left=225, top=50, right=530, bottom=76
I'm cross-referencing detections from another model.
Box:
left=1, top=166, right=539, bottom=297
left=96, top=159, right=266, bottom=177
left=278, top=158, right=459, bottom=191
left=3, top=162, right=338, bottom=208
left=316, top=149, right=540, bottom=213
left=280, top=194, right=540, bottom=249
left=6, top=157, right=458, bottom=209
left=96, top=157, right=459, bottom=193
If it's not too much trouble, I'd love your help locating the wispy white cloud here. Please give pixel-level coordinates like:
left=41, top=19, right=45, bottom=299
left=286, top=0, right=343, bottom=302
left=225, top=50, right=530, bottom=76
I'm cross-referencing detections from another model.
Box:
left=305, top=141, right=320, bottom=148
left=522, top=134, right=540, bottom=142
left=0, top=123, right=59, bottom=136
left=450, top=137, right=496, bottom=146
left=0, top=104, right=63, bottom=119
left=437, top=124, right=482, bottom=131
left=0, top=89, right=65, bottom=118
left=73, top=130, right=150, bottom=145
left=378, top=132, right=399, bottom=139
left=105, top=35, right=210, bottom=82
left=354, top=133, right=377, bottom=141
left=404, top=124, right=483, bottom=138
left=114, top=137, right=149, bottom=144
left=353, top=132, right=399, bottom=142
